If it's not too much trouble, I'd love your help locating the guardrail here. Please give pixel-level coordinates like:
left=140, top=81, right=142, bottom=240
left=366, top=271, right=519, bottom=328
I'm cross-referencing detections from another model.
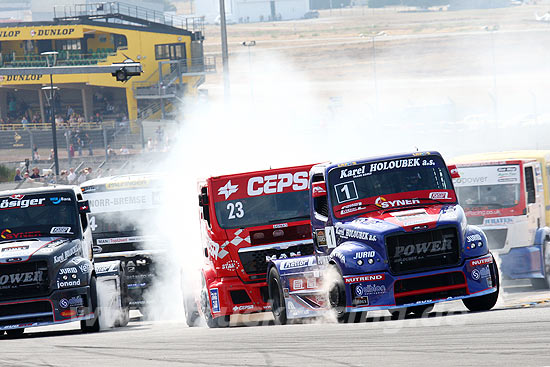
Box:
left=0, top=121, right=115, bottom=131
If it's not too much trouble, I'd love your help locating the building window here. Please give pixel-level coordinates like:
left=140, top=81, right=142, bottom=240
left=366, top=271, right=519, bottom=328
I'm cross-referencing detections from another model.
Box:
left=155, top=43, right=186, bottom=60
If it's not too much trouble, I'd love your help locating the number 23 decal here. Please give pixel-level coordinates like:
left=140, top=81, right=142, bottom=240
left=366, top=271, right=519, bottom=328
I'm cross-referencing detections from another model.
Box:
left=227, top=202, right=244, bottom=219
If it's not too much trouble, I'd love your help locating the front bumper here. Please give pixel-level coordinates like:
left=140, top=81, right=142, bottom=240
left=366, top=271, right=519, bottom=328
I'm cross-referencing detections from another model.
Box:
left=284, top=254, right=497, bottom=319
left=206, top=276, right=271, bottom=317
left=0, top=286, right=94, bottom=331
left=499, top=245, right=544, bottom=280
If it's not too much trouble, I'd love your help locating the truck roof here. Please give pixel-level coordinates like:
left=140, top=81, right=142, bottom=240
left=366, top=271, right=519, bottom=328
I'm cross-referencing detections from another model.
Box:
left=81, top=173, right=157, bottom=187
left=452, top=150, right=550, bottom=165
left=325, top=151, right=442, bottom=172
left=209, top=163, right=316, bottom=181
left=0, top=185, right=79, bottom=197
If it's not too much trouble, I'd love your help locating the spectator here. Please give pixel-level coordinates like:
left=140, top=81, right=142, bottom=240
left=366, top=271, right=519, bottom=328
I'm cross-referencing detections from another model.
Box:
left=77, top=169, right=88, bottom=185
left=58, top=170, right=68, bottom=184
left=107, top=145, right=116, bottom=157
left=77, top=137, right=83, bottom=156
left=32, top=144, right=39, bottom=161
left=30, top=167, right=41, bottom=180
left=67, top=105, right=74, bottom=119
left=67, top=168, right=76, bottom=184
left=21, top=115, right=29, bottom=129
left=31, top=114, right=39, bottom=124
left=14, top=168, right=22, bottom=181
left=49, top=149, right=55, bottom=160
left=23, top=172, right=32, bottom=182
left=119, top=146, right=129, bottom=155
left=147, top=138, right=153, bottom=152
left=93, top=112, right=102, bottom=124
left=84, top=133, right=93, bottom=156
left=69, top=144, right=75, bottom=158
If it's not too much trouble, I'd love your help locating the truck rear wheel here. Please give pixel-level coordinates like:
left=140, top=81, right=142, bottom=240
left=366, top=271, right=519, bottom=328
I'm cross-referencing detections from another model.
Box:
left=81, top=276, right=100, bottom=333
left=463, top=257, right=500, bottom=312
left=268, top=267, right=288, bottom=325
left=115, top=265, right=130, bottom=327
left=531, top=241, right=550, bottom=289
left=184, top=295, right=200, bottom=327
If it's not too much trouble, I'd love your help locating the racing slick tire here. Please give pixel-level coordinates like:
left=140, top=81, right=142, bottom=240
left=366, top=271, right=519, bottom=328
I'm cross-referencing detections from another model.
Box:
left=327, top=265, right=365, bottom=323
left=115, top=264, right=130, bottom=327
left=463, top=257, right=500, bottom=312
left=184, top=294, right=200, bottom=327
left=6, top=328, right=24, bottom=337
left=268, top=267, right=288, bottom=325
left=81, top=276, right=101, bottom=333
left=200, top=276, right=229, bottom=328
left=531, top=241, right=550, bottom=289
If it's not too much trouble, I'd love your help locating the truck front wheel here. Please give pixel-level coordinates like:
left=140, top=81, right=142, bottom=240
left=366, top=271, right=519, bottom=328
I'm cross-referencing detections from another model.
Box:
left=327, top=265, right=366, bottom=323
left=81, top=276, right=100, bottom=333
left=531, top=241, right=550, bottom=289
left=268, top=267, right=287, bottom=325
left=463, top=257, right=500, bottom=312
left=200, top=276, right=229, bottom=328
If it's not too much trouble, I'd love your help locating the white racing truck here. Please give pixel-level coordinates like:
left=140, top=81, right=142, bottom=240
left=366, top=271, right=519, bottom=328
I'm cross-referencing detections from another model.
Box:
left=452, top=150, right=550, bottom=288
left=81, top=174, right=165, bottom=314
left=0, top=186, right=128, bottom=336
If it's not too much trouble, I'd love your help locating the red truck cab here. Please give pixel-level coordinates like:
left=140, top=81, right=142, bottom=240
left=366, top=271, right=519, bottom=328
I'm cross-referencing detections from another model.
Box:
left=195, top=164, right=315, bottom=327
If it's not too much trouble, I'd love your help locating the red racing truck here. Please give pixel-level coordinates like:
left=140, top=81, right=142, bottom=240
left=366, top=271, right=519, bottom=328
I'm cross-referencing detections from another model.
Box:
left=188, top=164, right=315, bottom=327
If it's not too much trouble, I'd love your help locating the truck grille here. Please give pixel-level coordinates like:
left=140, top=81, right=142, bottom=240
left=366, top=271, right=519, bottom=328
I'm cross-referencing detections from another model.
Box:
left=394, top=271, right=467, bottom=306
left=0, top=261, right=49, bottom=301
left=386, top=227, right=460, bottom=275
left=0, top=300, right=53, bottom=327
left=238, top=241, right=314, bottom=275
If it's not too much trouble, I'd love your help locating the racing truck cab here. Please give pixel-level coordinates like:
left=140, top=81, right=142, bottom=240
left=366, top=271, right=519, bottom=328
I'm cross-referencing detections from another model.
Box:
left=81, top=174, right=163, bottom=312
left=0, top=186, right=128, bottom=336
left=452, top=151, right=550, bottom=288
left=267, top=152, right=499, bottom=323
left=195, top=164, right=315, bottom=327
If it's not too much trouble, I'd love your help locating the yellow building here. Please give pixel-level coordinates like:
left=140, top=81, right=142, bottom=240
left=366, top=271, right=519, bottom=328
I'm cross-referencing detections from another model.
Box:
left=0, top=2, right=214, bottom=130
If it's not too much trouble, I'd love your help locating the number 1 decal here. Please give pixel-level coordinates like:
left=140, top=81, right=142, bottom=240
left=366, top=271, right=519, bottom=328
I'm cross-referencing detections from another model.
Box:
left=334, top=181, right=359, bottom=203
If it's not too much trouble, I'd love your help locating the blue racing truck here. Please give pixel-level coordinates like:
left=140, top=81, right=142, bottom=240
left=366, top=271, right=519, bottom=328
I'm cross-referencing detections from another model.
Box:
left=267, top=152, right=500, bottom=323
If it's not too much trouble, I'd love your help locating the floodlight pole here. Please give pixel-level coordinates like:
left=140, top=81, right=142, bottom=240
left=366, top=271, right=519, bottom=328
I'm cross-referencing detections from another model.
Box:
left=42, top=51, right=60, bottom=177
left=219, top=0, right=230, bottom=100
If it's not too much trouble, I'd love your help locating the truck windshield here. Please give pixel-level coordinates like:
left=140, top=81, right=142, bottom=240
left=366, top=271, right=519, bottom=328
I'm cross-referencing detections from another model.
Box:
left=88, top=209, right=153, bottom=236
left=328, top=155, right=455, bottom=218
left=214, top=190, right=310, bottom=229
left=453, top=164, right=521, bottom=209
left=0, top=192, right=78, bottom=240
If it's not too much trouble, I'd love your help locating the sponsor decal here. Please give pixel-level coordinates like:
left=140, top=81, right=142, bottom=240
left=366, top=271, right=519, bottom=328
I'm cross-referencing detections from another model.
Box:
left=280, top=257, right=315, bottom=270
left=340, top=165, right=368, bottom=179
left=233, top=305, right=254, bottom=312
left=10, top=194, right=24, bottom=200
left=306, top=278, right=317, bottom=289
left=483, top=217, right=514, bottom=225
left=6, top=257, right=22, bottom=262
left=59, top=296, right=83, bottom=309
left=0, top=30, right=21, bottom=38
left=218, top=180, right=239, bottom=200
left=56, top=279, right=81, bottom=288
left=79, top=263, right=91, bottom=273
left=470, top=257, right=493, bottom=267
left=247, top=172, right=309, bottom=196
left=265, top=251, right=302, bottom=262
left=92, top=245, right=102, bottom=254
left=330, top=251, right=346, bottom=264
left=0, top=197, right=45, bottom=210
left=53, top=245, right=80, bottom=264
left=355, top=283, right=386, bottom=296
left=105, top=179, right=150, bottom=190
left=345, top=274, right=385, bottom=284
left=353, top=251, right=375, bottom=260
left=375, top=197, right=420, bottom=209
left=50, top=197, right=71, bottom=205
left=471, top=269, right=481, bottom=280
left=51, top=227, right=73, bottom=235
left=1, top=229, right=41, bottom=240
left=29, top=28, right=76, bottom=37
left=352, top=296, right=369, bottom=306
left=369, top=158, right=422, bottom=173
left=312, top=185, right=326, bottom=195
left=1, top=245, right=28, bottom=252
left=339, top=201, right=367, bottom=215
left=210, top=288, right=220, bottom=313
left=293, top=278, right=304, bottom=290
left=466, top=234, right=482, bottom=242
left=59, top=267, right=77, bottom=275
left=394, top=236, right=453, bottom=259
left=0, top=271, right=43, bottom=287
left=96, top=236, right=147, bottom=245
left=221, top=259, right=238, bottom=271
left=336, top=227, right=377, bottom=242
left=273, top=223, right=288, bottom=229
left=429, top=192, right=449, bottom=200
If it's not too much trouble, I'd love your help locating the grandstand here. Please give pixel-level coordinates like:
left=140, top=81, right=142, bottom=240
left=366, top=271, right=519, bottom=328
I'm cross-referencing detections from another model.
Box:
left=0, top=1, right=215, bottom=148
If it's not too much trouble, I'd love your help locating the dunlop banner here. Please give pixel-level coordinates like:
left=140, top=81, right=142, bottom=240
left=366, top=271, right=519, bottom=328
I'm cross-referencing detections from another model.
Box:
left=0, top=26, right=83, bottom=41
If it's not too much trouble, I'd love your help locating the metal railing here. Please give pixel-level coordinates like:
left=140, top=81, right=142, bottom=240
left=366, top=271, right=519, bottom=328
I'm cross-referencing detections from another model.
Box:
left=0, top=51, right=116, bottom=68
left=0, top=121, right=115, bottom=131
left=54, top=2, right=205, bottom=33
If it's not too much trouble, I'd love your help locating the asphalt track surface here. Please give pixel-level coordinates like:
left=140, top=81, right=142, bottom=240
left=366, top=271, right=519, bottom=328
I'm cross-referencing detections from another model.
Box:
left=2, top=285, right=549, bottom=367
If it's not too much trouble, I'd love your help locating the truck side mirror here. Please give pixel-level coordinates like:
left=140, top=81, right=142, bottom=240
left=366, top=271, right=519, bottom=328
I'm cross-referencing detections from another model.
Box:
left=448, top=164, right=460, bottom=179
left=78, top=200, right=91, bottom=214
left=198, top=188, right=211, bottom=225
